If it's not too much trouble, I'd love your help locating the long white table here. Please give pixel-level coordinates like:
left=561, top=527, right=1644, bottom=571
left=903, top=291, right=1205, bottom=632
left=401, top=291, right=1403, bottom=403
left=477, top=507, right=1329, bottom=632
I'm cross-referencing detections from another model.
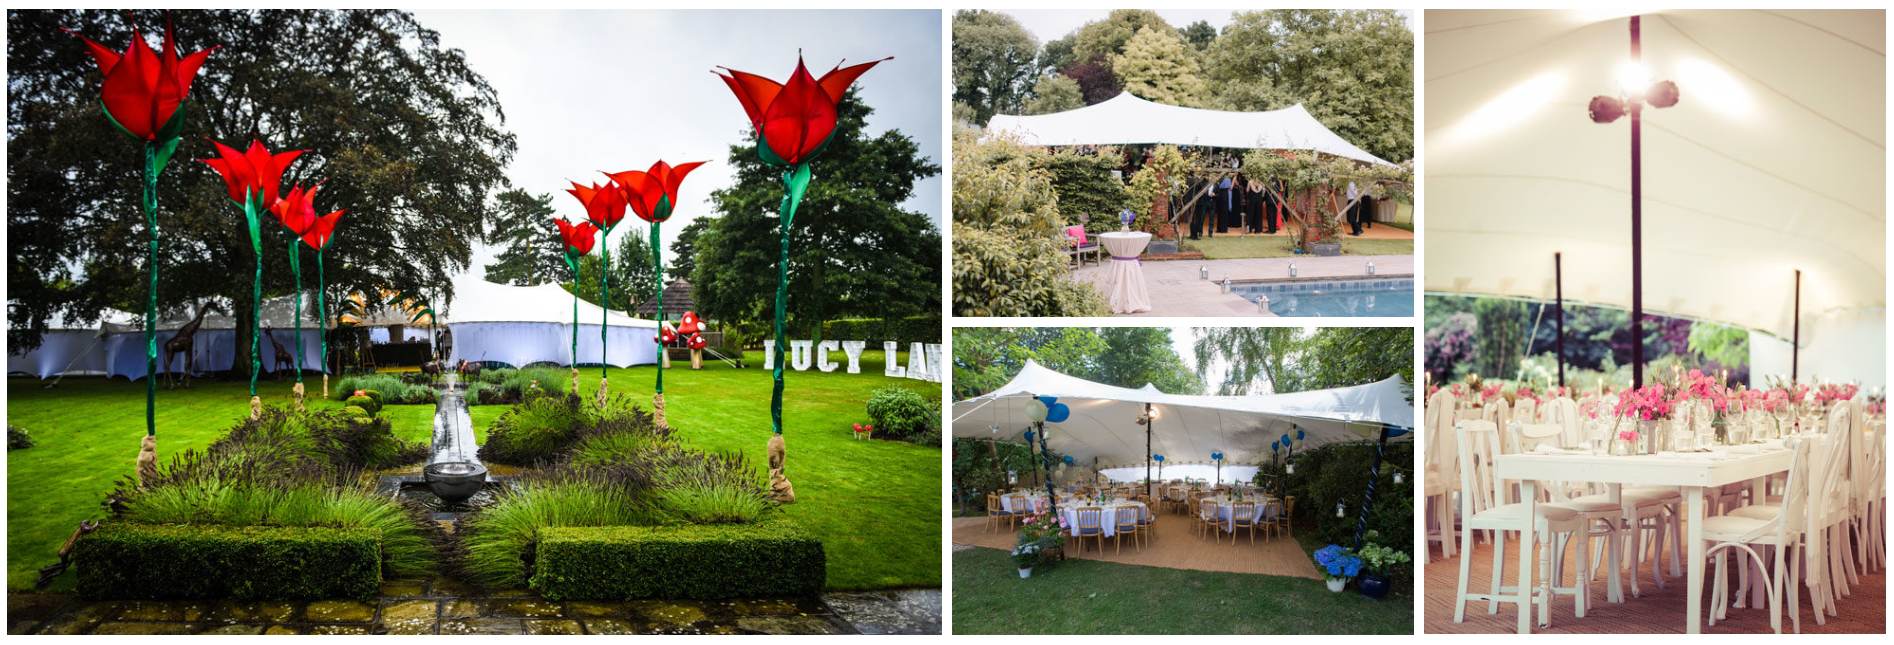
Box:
left=1494, top=445, right=1794, bottom=634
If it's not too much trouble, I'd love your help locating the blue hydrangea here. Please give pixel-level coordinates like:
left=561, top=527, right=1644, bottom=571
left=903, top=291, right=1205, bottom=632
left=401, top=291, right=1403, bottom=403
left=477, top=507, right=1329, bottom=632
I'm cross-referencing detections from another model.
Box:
left=1314, top=544, right=1363, bottom=578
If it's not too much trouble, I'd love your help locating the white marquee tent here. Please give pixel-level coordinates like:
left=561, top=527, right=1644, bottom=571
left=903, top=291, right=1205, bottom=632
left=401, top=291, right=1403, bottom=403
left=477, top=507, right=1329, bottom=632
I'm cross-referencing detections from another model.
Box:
left=952, top=360, right=1414, bottom=469
left=985, top=91, right=1397, bottom=166
left=1425, top=10, right=1885, bottom=386
left=8, top=296, right=325, bottom=380
left=439, top=274, right=660, bottom=369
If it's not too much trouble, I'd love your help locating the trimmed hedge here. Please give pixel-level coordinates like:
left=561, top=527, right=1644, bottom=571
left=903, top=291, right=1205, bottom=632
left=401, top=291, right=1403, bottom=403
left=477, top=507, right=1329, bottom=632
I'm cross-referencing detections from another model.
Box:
left=531, top=516, right=824, bottom=600
left=820, top=316, right=940, bottom=346
left=75, top=523, right=381, bottom=600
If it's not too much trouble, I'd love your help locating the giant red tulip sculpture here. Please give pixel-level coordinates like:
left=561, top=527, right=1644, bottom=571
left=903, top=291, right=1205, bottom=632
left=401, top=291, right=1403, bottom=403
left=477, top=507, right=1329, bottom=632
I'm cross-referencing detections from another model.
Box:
left=567, top=181, right=627, bottom=405
left=203, top=138, right=305, bottom=416
left=269, top=181, right=331, bottom=409
left=715, top=53, right=888, bottom=504
left=555, top=218, right=599, bottom=394
left=66, top=16, right=215, bottom=478
left=300, top=206, right=346, bottom=399
left=607, top=160, right=705, bottom=426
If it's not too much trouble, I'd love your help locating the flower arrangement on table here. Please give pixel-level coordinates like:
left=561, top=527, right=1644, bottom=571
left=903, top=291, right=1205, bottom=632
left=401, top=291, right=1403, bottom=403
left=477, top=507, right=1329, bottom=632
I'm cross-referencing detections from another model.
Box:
left=1313, top=544, right=1363, bottom=582
left=1813, top=382, right=1860, bottom=407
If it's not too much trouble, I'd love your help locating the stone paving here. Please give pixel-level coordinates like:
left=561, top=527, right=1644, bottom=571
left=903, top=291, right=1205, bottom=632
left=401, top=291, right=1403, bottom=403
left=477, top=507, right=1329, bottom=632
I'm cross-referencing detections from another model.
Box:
left=1071, top=254, right=1415, bottom=317
left=7, top=580, right=941, bottom=635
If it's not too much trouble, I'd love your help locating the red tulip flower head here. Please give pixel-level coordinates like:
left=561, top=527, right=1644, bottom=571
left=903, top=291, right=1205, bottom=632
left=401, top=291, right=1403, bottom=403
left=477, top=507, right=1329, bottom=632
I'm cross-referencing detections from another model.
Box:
left=714, top=54, right=889, bottom=166
left=300, top=209, right=346, bottom=252
left=269, top=182, right=327, bottom=236
left=64, top=16, right=216, bottom=142
left=606, top=160, right=707, bottom=224
left=566, top=181, right=627, bottom=231
left=678, top=312, right=703, bottom=335
left=555, top=219, right=599, bottom=257
left=201, top=139, right=305, bottom=209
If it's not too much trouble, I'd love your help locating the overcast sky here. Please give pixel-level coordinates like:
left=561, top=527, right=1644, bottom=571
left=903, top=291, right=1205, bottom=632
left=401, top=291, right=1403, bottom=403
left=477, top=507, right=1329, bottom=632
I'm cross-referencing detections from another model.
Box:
left=1005, top=8, right=1413, bottom=45
left=408, top=9, right=943, bottom=285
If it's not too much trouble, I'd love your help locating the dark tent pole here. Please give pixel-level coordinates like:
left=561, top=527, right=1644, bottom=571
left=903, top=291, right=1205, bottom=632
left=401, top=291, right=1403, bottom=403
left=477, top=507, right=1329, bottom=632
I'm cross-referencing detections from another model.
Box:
left=1792, top=269, right=1801, bottom=383
left=1354, top=425, right=1392, bottom=549
left=1555, top=252, right=1566, bottom=390
left=1629, top=15, right=1646, bottom=390
left=1144, top=402, right=1153, bottom=488
left=1035, top=421, right=1059, bottom=525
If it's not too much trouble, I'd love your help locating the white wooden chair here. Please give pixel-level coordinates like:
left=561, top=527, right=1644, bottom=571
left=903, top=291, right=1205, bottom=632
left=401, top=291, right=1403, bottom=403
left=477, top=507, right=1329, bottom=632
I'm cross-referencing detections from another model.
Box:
left=1425, top=390, right=1459, bottom=558
left=1450, top=419, right=1592, bottom=631
left=1704, top=435, right=1814, bottom=633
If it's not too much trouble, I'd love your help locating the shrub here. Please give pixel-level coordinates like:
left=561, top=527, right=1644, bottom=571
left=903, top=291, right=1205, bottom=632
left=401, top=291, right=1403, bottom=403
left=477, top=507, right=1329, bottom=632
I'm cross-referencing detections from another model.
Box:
left=468, top=367, right=570, bottom=405
left=8, top=425, right=33, bottom=450
left=207, top=407, right=426, bottom=474
left=530, top=516, right=824, bottom=600
left=75, top=523, right=380, bottom=600
left=118, top=478, right=441, bottom=579
left=951, top=131, right=1111, bottom=317
left=330, top=374, right=434, bottom=405
left=821, top=316, right=942, bottom=346
left=344, top=395, right=380, bottom=416
left=646, top=448, right=770, bottom=525
left=456, top=468, right=658, bottom=588
left=865, top=386, right=938, bottom=442
left=1275, top=441, right=1413, bottom=576
left=479, top=395, right=588, bottom=465
left=340, top=405, right=370, bottom=420
left=361, top=389, right=384, bottom=407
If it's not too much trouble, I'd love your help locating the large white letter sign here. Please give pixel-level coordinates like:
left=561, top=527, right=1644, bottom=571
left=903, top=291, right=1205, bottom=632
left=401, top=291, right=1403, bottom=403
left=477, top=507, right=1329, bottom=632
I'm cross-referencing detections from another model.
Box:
left=815, top=340, right=840, bottom=372
left=924, top=344, right=943, bottom=383
left=841, top=341, right=866, bottom=374
left=789, top=340, right=814, bottom=371
left=883, top=341, right=905, bottom=377
left=905, top=342, right=929, bottom=382
left=762, top=339, right=774, bottom=370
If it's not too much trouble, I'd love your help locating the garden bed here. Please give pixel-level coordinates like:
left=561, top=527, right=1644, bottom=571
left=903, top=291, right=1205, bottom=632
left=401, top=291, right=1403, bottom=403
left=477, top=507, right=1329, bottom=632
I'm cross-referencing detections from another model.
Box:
left=532, top=517, right=825, bottom=600
left=75, top=523, right=381, bottom=601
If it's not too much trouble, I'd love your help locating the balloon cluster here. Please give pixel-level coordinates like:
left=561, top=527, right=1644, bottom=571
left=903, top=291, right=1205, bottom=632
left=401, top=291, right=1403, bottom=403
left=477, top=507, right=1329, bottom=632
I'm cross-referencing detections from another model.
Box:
left=1026, top=396, right=1070, bottom=423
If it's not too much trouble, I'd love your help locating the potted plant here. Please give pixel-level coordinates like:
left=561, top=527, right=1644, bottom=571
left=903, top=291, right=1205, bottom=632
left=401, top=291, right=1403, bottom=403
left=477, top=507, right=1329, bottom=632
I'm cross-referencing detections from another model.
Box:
left=1011, top=508, right=1066, bottom=578
left=1354, top=538, right=1411, bottom=600
left=1313, top=544, right=1362, bottom=592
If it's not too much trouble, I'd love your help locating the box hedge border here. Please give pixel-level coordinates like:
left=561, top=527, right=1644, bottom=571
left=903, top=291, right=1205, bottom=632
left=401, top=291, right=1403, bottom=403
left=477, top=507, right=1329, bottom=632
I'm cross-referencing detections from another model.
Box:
left=74, top=523, right=381, bottom=601
left=531, top=516, right=825, bottom=600
left=820, top=316, right=941, bottom=347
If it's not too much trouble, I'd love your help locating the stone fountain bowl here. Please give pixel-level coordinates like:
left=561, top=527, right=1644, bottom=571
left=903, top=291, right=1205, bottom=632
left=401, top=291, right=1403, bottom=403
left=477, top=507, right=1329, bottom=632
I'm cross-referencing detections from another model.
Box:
left=423, top=461, right=488, bottom=505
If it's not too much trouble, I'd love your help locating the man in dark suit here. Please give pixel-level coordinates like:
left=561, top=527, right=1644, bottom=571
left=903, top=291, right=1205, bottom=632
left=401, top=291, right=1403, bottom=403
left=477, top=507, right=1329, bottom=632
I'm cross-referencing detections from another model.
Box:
left=1185, top=176, right=1205, bottom=240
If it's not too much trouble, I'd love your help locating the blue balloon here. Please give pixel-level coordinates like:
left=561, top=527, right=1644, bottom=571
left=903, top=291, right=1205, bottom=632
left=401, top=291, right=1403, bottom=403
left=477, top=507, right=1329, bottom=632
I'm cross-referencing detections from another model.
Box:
left=1212, top=452, right=1224, bottom=461
left=1154, top=454, right=1165, bottom=462
left=1046, top=403, right=1070, bottom=423
left=1281, top=434, right=1291, bottom=447
left=1063, top=455, right=1075, bottom=465
left=1023, top=430, right=1034, bottom=441
left=1296, top=429, right=1307, bottom=441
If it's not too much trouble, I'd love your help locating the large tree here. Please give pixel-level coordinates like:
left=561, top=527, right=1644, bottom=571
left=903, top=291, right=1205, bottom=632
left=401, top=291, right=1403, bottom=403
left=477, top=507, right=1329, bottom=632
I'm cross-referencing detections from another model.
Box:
left=1194, top=327, right=1413, bottom=398
left=691, top=91, right=940, bottom=341
left=1205, top=9, right=1414, bottom=162
left=951, top=9, right=1040, bottom=126
left=483, top=189, right=562, bottom=286
left=1096, top=327, right=1201, bottom=394
left=666, top=216, right=710, bottom=285
left=1110, top=26, right=1208, bottom=108
left=1023, top=74, right=1083, bottom=115
left=561, top=226, right=658, bottom=312
left=8, top=9, right=515, bottom=356
left=1069, top=9, right=1175, bottom=68
left=1193, top=327, right=1308, bottom=395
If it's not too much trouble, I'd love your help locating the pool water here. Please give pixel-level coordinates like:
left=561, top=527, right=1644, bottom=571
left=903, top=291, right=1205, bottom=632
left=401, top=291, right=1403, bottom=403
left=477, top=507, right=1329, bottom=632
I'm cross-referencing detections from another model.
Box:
left=1230, top=278, right=1414, bottom=317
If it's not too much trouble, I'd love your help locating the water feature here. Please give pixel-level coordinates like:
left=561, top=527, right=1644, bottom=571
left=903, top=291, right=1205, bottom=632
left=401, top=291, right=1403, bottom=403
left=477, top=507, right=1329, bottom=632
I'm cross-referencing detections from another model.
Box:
left=379, top=373, right=502, bottom=520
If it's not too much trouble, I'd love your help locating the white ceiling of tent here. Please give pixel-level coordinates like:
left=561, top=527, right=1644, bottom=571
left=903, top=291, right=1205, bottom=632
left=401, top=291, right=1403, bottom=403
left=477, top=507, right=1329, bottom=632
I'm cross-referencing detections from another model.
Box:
left=1424, top=9, right=1885, bottom=338
left=986, top=92, right=1397, bottom=165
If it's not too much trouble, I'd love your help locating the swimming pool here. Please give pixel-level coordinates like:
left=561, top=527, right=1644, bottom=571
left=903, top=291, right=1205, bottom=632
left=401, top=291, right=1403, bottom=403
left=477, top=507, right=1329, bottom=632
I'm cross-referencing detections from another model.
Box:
left=1229, top=277, right=1414, bottom=317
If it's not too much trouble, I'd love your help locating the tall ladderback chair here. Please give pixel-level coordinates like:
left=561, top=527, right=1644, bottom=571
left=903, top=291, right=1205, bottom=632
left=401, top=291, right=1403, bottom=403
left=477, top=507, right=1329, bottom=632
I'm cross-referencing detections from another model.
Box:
left=1426, top=390, right=1460, bottom=558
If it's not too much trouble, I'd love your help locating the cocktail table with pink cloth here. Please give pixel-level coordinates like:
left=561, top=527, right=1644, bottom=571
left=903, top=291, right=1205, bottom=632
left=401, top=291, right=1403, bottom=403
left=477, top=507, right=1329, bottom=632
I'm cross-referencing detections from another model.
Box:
left=1097, top=231, right=1152, bottom=313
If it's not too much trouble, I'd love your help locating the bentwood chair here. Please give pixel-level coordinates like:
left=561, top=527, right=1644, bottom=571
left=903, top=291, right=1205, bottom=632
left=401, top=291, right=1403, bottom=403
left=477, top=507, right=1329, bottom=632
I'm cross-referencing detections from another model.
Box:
left=1231, top=501, right=1259, bottom=545
left=1704, top=435, right=1813, bottom=634
left=1003, top=494, right=1029, bottom=530
left=1280, top=496, right=1297, bottom=537
left=1451, top=419, right=1593, bottom=632
left=985, top=492, right=1006, bottom=532
left=1114, top=506, right=1142, bottom=553
left=1198, top=498, right=1223, bottom=544
left=1074, top=507, right=1106, bottom=554
left=1137, top=501, right=1157, bottom=541
left=1259, top=498, right=1285, bottom=541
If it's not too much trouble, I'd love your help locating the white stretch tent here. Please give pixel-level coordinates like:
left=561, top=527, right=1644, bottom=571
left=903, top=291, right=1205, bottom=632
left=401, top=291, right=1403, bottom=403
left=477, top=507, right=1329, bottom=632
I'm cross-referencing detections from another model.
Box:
left=985, top=91, right=1396, bottom=166
left=440, top=274, right=659, bottom=369
left=7, top=308, right=137, bottom=378
left=1425, top=10, right=1885, bottom=353
left=952, top=360, right=1414, bottom=469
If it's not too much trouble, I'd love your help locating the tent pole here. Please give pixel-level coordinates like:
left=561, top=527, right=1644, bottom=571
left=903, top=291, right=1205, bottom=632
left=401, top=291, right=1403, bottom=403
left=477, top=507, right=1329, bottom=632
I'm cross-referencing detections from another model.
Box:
left=1355, top=425, right=1391, bottom=549
left=1792, top=269, right=1801, bottom=383
left=1144, top=402, right=1153, bottom=489
left=1629, top=15, right=1646, bottom=390
left=1036, top=421, right=1060, bottom=537
left=1555, top=252, right=1566, bottom=390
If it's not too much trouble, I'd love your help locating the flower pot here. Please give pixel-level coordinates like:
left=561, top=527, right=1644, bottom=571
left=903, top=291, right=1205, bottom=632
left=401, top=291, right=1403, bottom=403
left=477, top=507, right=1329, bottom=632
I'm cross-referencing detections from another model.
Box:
left=1018, top=567, right=1032, bottom=579
left=1357, top=574, right=1391, bottom=600
left=1325, top=577, right=1348, bottom=592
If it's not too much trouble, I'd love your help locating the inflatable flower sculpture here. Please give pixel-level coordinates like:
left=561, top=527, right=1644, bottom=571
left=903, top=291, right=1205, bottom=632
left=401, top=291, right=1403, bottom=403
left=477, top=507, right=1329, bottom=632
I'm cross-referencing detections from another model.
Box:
left=267, top=181, right=336, bottom=395
left=299, top=201, right=346, bottom=398
left=554, top=218, right=599, bottom=371
left=566, top=181, right=627, bottom=398
left=716, top=52, right=888, bottom=505
left=606, top=161, right=705, bottom=405
left=203, top=137, right=306, bottom=410
left=68, top=16, right=215, bottom=453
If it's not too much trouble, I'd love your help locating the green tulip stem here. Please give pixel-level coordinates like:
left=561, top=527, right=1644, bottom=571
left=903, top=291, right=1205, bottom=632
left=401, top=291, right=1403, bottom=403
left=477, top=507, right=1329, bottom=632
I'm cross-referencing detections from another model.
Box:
left=244, top=191, right=263, bottom=397
left=565, top=254, right=579, bottom=367
left=142, top=141, right=159, bottom=438
left=599, top=234, right=610, bottom=380
left=770, top=162, right=812, bottom=436
left=653, top=221, right=663, bottom=395
left=316, top=251, right=326, bottom=378
left=288, top=236, right=303, bottom=382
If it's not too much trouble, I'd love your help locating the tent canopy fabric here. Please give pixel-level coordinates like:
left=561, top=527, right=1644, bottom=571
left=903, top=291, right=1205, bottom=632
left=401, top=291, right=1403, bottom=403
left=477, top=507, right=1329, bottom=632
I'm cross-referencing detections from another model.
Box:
left=985, top=92, right=1397, bottom=166
left=952, top=360, right=1414, bottom=469
left=1425, top=9, right=1885, bottom=339
left=440, top=274, right=655, bottom=328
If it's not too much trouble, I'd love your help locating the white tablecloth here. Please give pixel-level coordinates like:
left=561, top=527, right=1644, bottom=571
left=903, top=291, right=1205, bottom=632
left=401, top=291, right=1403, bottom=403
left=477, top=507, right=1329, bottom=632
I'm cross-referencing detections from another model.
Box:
left=1062, top=501, right=1150, bottom=538
left=1098, top=231, right=1152, bottom=314
left=1202, top=495, right=1278, bottom=532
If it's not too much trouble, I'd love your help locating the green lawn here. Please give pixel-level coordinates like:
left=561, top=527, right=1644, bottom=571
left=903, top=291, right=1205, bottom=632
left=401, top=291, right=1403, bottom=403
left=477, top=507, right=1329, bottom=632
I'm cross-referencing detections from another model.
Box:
left=1182, top=235, right=1413, bottom=260
left=6, top=350, right=940, bottom=592
left=951, top=543, right=1412, bottom=634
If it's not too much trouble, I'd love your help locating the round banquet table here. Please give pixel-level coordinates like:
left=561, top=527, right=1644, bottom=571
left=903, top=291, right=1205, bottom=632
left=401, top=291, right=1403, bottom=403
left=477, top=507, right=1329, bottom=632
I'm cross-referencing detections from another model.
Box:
left=1060, top=500, right=1150, bottom=538
left=1203, top=495, right=1279, bottom=532
left=1097, top=231, right=1152, bottom=313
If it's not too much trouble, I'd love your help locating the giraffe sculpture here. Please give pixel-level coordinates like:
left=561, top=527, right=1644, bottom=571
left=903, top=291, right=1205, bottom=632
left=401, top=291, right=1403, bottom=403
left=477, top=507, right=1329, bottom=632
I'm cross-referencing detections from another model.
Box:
left=266, top=330, right=297, bottom=382
left=161, top=302, right=221, bottom=390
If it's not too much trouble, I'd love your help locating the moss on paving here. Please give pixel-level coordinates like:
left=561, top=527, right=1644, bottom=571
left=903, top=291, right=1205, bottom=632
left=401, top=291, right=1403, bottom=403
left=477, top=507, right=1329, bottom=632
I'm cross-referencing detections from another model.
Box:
left=7, top=350, right=939, bottom=592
